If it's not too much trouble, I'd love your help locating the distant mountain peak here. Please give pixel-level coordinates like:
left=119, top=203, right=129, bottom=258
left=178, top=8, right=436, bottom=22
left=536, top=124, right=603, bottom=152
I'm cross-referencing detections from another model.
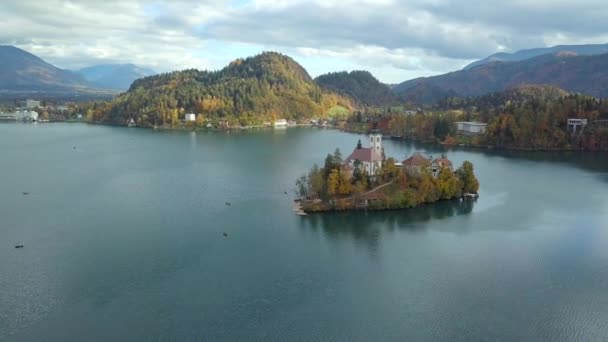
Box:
left=0, top=45, right=105, bottom=93
left=464, top=43, right=608, bottom=70
left=394, top=52, right=608, bottom=104
left=77, top=63, right=156, bottom=90
left=555, top=50, right=578, bottom=57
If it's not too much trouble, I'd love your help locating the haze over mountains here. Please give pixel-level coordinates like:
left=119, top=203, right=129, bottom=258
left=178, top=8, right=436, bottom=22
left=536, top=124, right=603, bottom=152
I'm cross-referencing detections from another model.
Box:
left=0, top=45, right=154, bottom=95
left=463, top=43, right=608, bottom=70
left=77, top=64, right=156, bottom=90
left=2, top=43, right=608, bottom=105
left=394, top=44, right=608, bottom=104
left=0, top=45, right=94, bottom=93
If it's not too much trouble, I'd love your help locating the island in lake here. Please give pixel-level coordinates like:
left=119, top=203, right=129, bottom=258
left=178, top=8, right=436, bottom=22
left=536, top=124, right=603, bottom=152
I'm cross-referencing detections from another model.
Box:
left=295, top=129, right=480, bottom=213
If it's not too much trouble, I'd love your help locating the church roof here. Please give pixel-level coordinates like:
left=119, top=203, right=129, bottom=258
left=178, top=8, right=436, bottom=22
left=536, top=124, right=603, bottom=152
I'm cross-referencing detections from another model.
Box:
left=345, top=147, right=383, bottom=163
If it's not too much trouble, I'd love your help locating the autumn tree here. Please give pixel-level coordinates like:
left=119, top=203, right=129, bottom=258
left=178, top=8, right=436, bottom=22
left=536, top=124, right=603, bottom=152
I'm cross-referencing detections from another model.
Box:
left=327, top=169, right=340, bottom=196
left=308, top=164, right=324, bottom=199
left=457, top=161, right=479, bottom=194
left=437, top=168, right=461, bottom=199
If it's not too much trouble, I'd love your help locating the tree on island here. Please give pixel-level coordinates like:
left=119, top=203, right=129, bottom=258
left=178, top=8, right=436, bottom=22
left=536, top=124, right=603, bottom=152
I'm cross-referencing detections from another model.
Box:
left=457, top=161, right=479, bottom=194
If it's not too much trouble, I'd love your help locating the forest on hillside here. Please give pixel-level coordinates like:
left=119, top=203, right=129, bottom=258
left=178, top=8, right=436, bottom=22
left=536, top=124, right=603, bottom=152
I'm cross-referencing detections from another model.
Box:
left=83, top=52, right=354, bottom=127
left=315, top=70, right=398, bottom=107
left=350, top=86, right=608, bottom=151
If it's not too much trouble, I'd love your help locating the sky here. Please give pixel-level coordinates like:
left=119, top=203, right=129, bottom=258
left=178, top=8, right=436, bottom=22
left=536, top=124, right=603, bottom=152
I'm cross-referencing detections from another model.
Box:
left=1, top=0, right=608, bottom=83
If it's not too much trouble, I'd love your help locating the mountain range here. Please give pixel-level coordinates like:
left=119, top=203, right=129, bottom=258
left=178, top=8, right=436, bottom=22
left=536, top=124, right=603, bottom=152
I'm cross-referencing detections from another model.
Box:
left=0, top=45, right=154, bottom=95
left=2, top=43, right=608, bottom=107
left=395, top=48, right=608, bottom=104
left=77, top=64, right=156, bottom=90
left=463, top=43, right=608, bottom=70
left=0, top=45, right=95, bottom=93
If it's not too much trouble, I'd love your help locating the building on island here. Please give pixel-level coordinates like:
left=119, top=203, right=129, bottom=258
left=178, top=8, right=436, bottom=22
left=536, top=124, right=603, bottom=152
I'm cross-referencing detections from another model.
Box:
left=273, top=119, right=288, bottom=127
left=343, top=132, right=384, bottom=176
left=403, top=153, right=453, bottom=178
left=455, top=121, right=487, bottom=136
left=185, top=113, right=196, bottom=122
left=19, top=99, right=41, bottom=109
left=402, top=153, right=431, bottom=175
left=431, top=156, right=453, bottom=177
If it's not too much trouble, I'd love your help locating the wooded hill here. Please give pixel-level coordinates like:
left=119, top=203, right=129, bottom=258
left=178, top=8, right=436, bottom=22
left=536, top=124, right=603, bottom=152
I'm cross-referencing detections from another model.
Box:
left=355, top=85, right=608, bottom=151
left=315, top=70, right=398, bottom=106
left=86, top=52, right=355, bottom=127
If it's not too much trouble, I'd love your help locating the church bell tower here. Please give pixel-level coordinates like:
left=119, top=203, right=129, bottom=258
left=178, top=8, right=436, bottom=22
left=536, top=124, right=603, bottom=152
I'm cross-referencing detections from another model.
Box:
left=370, top=132, right=382, bottom=154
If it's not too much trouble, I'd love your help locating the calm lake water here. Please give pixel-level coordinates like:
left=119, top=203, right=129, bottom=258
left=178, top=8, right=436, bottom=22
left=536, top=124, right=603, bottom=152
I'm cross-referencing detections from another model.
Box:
left=1, top=123, right=608, bottom=341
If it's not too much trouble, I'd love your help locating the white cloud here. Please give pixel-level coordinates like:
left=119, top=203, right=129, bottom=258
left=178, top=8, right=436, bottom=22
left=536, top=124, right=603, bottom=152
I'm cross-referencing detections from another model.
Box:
left=1, top=0, right=607, bottom=82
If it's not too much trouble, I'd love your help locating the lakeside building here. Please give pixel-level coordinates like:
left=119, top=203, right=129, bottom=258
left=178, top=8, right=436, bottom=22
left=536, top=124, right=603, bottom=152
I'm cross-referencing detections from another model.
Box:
left=19, top=99, right=41, bottom=109
left=455, top=121, right=487, bottom=136
left=185, top=113, right=196, bottom=122
left=343, top=132, right=384, bottom=176
left=273, top=119, right=288, bottom=127
left=15, top=110, right=39, bottom=121
left=567, top=118, right=588, bottom=134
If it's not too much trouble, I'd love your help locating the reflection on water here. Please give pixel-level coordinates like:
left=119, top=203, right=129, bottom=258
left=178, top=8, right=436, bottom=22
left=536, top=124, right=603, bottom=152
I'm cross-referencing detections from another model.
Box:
left=300, top=199, right=475, bottom=239
left=384, top=138, right=608, bottom=176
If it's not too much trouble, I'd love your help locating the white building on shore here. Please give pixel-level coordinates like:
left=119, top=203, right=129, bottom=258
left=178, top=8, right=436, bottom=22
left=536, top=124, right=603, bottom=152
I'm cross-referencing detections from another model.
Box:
left=455, top=122, right=487, bottom=135
left=15, top=111, right=38, bottom=121
left=273, top=119, right=288, bottom=127
left=185, top=113, right=196, bottom=122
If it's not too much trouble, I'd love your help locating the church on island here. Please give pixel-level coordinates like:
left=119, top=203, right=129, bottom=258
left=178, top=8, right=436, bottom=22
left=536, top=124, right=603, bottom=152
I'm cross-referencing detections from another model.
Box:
left=340, top=130, right=455, bottom=179
left=343, top=131, right=384, bottom=176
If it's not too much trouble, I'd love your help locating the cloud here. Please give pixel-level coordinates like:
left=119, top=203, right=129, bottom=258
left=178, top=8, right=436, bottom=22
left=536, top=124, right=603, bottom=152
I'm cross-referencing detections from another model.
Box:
left=1, top=0, right=607, bottom=83
left=0, top=0, right=217, bottom=71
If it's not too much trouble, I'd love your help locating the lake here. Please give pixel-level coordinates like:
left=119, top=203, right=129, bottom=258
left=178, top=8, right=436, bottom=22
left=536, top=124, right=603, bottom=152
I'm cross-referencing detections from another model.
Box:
left=1, top=123, right=608, bottom=341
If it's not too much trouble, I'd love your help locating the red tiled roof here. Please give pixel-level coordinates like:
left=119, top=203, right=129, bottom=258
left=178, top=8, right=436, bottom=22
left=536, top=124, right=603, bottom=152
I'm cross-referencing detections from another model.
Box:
left=345, top=147, right=383, bottom=163
left=402, top=153, right=431, bottom=167
left=433, top=157, right=453, bottom=168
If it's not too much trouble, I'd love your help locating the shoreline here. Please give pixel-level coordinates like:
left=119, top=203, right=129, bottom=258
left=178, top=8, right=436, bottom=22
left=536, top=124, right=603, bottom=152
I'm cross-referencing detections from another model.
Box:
left=297, top=195, right=479, bottom=214
left=87, top=121, right=322, bottom=132
left=340, top=127, right=593, bottom=152
left=83, top=120, right=599, bottom=152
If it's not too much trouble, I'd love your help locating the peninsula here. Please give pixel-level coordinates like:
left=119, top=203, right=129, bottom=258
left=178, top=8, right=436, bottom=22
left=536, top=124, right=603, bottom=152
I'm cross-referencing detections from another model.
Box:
left=295, top=130, right=480, bottom=213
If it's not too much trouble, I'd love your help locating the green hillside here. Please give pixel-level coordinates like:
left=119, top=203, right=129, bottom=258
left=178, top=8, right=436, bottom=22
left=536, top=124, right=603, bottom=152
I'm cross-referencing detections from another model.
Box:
left=315, top=70, right=398, bottom=106
left=88, top=52, right=354, bottom=127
